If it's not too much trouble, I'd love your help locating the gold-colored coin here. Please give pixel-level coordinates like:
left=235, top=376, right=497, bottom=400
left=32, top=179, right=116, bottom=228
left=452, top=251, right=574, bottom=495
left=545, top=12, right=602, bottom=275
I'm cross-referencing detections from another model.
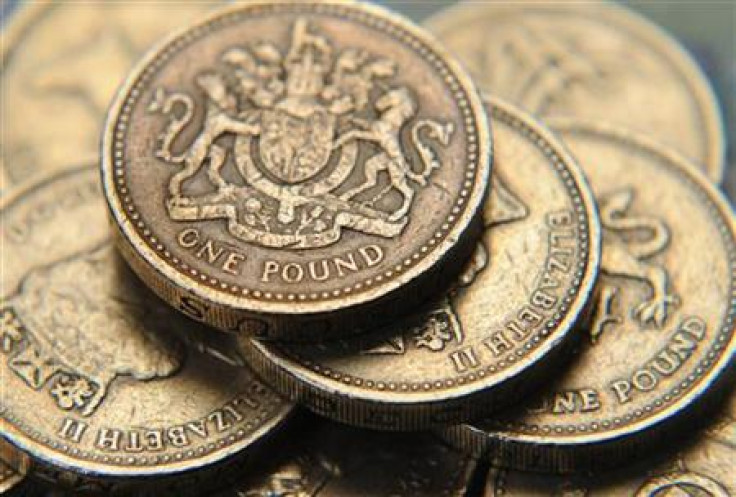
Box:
left=236, top=96, right=600, bottom=430
left=444, top=122, right=736, bottom=472
left=214, top=417, right=478, bottom=496
left=426, top=1, right=726, bottom=181
left=0, top=1, right=220, bottom=192
left=482, top=392, right=736, bottom=495
left=101, top=2, right=491, bottom=339
left=0, top=167, right=293, bottom=494
left=0, top=438, right=30, bottom=494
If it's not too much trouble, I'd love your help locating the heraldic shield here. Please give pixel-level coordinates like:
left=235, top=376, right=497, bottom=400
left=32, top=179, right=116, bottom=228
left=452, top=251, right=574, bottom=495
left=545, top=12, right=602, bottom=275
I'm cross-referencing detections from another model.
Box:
left=259, top=108, right=336, bottom=184
left=149, top=18, right=455, bottom=249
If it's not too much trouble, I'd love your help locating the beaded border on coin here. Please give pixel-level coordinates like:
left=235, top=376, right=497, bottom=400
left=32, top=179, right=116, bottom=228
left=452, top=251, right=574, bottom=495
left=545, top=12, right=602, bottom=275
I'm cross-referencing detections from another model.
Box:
left=441, top=121, right=736, bottom=472
left=236, top=97, right=601, bottom=430
left=101, top=1, right=491, bottom=339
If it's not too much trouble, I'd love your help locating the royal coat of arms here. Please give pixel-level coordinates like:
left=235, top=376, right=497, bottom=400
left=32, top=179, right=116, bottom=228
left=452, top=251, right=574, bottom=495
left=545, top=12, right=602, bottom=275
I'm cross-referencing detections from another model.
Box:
left=148, top=18, right=454, bottom=249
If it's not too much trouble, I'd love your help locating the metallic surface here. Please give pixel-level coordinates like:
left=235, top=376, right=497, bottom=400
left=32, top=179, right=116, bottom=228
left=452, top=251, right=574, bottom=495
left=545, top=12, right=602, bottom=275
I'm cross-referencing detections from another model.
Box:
left=444, top=122, right=736, bottom=472
left=236, top=97, right=600, bottom=430
left=101, top=1, right=491, bottom=339
left=0, top=167, right=293, bottom=492
left=426, top=0, right=726, bottom=182
left=0, top=1, right=220, bottom=193
left=214, top=416, right=478, bottom=497
left=0, top=438, right=29, bottom=494
left=482, top=390, right=736, bottom=496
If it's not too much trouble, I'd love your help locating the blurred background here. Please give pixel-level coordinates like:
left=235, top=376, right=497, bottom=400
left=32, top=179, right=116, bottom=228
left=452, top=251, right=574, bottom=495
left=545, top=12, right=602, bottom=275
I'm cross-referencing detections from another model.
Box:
left=1, top=0, right=734, bottom=197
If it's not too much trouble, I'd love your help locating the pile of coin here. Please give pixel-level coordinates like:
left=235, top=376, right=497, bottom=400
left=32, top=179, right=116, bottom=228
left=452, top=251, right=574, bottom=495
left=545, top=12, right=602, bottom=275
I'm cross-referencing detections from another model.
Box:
left=1, top=1, right=733, bottom=496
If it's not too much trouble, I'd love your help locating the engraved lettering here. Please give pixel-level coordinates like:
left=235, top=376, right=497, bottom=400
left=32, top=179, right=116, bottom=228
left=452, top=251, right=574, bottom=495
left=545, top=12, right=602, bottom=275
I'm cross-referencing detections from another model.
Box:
left=178, top=229, right=247, bottom=276
left=608, top=316, right=705, bottom=404
left=222, top=252, right=246, bottom=276
left=282, top=263, right=304, bottom=283
left=531, top=289, right=557, bottom=310
left=96, top=428, right=122, bottom=452
left=334, top=253, right=359, bottom=277
left=58, top=418, right=87, bottom=443
left=482, top=331, right=514, bottom=357
left=449, top=346, right=480, bottom=373
left=179, top=295, right=209, bottom=321
left=167, top=426, right=189, bottom=447
left=359, top=245, right=384, bottom=267
left=145, top=430, right=164, bottom=451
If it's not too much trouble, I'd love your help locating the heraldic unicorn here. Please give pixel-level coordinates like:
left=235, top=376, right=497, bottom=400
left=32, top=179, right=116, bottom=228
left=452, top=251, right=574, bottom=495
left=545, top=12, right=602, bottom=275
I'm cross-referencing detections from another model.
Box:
left=149, top=18, right=455, bottom=249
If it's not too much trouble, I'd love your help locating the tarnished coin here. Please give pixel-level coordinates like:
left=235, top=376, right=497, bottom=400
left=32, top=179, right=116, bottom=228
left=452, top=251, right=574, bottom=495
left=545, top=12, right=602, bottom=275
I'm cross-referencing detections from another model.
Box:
left=236, top=97, right=600, bottom=429
left=426, top=1, right=726, bottom=181
left=0, top=1, right=220, bottom=192
left=482, top=392, right=736, bottom=495
left=214, top=417, right=478, bottom=496
left=0, top=438, right=29, bottom=494
left=101, top=2, right=491, bottom=339
left=0, top=168, right=293, bottom=495
left=445, top=122, right=736, bottom=472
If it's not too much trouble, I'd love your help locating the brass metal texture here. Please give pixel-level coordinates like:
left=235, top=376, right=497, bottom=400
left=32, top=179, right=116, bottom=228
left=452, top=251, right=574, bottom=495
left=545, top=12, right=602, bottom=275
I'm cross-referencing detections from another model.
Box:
left=444, top=121, right=736, bottom=473
left=0, top=1, right=220, bottom=193
left=236, top=96, right=600, bottom=430
left=101, top=1, right=491, bottom=340
left=0, top=438, right=29, bottom=494
left=481, top=391, right=736, bottom=495
left=0, top=167, right=294, bottom=493
left=425, top=0, right=726, bottom=182
left=214, top=417, right=478, bottom=496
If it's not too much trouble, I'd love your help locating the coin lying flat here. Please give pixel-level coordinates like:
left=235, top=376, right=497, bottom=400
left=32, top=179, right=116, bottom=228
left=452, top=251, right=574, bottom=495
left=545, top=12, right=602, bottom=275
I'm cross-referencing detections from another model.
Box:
left=236, top=97, right=600, bottom=429
left=214, top=417, right=478, bottom=496
left=0, top=438, right=30, bottom=494
left=102, top=1, right=490, bottom=340
left=482, top=391, right=736, bottom=495
left=0, top=168, right=293, bottom=495
left=445, top=122, right=736, bottom=472
left=0, top=1, right=220, bottom=192
left=426, top=1, right=725, bottom=182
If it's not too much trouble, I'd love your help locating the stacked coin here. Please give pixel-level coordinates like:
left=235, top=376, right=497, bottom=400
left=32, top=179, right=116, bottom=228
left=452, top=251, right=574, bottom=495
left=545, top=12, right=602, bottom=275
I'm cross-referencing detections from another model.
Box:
left=1, top=1, right=733, bottom=496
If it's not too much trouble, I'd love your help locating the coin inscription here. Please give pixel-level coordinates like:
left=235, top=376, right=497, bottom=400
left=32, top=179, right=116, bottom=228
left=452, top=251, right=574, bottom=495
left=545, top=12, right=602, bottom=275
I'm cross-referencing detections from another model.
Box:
left=236, top=97, right=600, bottom=429
left=426, top=1, right=726, bottom=181
left=445, top=122, right=736, bottom=471
left=483, top=393, right=736, bottom=496
left=151, top=17, right=455, bottom=248
left=102, top=2, right=490, bottom=336
left=0, top=168, right=293, bottom=481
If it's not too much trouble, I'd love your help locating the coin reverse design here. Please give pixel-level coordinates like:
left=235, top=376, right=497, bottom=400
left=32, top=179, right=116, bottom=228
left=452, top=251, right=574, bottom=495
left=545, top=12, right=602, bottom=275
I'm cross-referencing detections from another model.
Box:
left=426, top=1, right=726, bottom=181
left=102, top=2, right=490, bottom=337
left=444, top=122, right=736, bottom=472
left=237, top=97, right=600, bottom=430
left=0, top=168, right=293, bottom=491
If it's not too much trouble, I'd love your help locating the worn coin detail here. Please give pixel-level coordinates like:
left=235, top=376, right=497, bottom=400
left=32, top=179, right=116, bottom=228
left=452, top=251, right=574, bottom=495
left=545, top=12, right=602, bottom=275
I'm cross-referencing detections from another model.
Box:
left=236, top=97, right=600, bottom=430
left=101, top=2, right=490, bottom=339
left=0, top=1, right=219, bottom=191
left=426, top=1, right=726, bottom=181
left=214, top=418, right=478, bottom=497
left=0, top=168, right=293, bottom=491
left=482, top=392, right=736, bottom=496
left=445, top=122, right=736, bottom=472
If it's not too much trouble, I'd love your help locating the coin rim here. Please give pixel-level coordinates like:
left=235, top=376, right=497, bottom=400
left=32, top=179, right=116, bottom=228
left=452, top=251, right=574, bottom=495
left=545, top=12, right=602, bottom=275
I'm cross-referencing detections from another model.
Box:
left=424, top=0, right=726, bottom=182
left=0, top=166, right=295, bottom=477
left=235, top=96, right=601, bottom=428
left=446, top=120, right=735, bottom=453
left=100, top=1, right=491, bottom=317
